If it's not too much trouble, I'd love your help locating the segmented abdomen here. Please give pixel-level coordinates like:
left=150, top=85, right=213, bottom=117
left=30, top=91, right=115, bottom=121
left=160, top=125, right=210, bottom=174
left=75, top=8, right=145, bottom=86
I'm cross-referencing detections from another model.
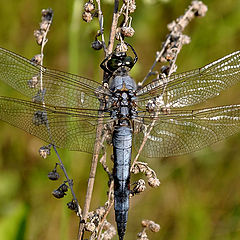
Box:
left=113, top=126, right=132, bottom=240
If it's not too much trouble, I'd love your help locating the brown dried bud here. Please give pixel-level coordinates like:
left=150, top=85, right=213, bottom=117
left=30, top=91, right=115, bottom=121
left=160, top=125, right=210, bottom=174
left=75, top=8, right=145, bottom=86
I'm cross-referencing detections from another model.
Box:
left=141, top=219, right=149, bottom=227
left=84, top=2, right=95, bottom=12
left=96, top=206, right=105, bottom=217
left=85, top=222, right=95, bottom=232
left=82, top=11, right=92, bottom=22
left=167, top=20, right=177, bottom=31
left=28, top=75, right=39, bottom=88
left=148, top=221, right=160, bottom=232
left=181, top=34, right=191, bottom=45
left=115, top=43, right=128, bottom=53
left=141, top=220, right=160, bottom=232
left=137, top=231, right=148, bottom=240
left=127, top=0, right=136, bottom=13
left=34, top=30, right=44, bottom=45
left=148, top=177, right=160, bottom=188
left=101, top=220, right=117, bottom=239
left=192, top=1, right=208, bottom=16
left=121, top=26, right=135, bottom=37
left=39, top=145, right=51, bottom=158
left=131, top=179, right=146, bottom=195
left=40, top=20, right=49, bottom=31
left=31, top=54, right=42, bottom=65
left=115, top=28, right=122, bottom=41
left=41, top=8, right=53, bottom=22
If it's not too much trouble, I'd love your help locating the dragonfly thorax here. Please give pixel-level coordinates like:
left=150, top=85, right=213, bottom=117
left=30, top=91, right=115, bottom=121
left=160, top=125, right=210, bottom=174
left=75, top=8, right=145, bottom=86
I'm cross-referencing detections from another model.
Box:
left=109, top=74, right=137, bottom=125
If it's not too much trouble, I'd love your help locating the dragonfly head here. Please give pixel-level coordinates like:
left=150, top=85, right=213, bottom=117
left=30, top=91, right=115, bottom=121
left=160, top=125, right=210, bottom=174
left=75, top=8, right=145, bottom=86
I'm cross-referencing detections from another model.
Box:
left=107, top=51, right=135, bottom=72
left=100, top=42, right=138, bottom=81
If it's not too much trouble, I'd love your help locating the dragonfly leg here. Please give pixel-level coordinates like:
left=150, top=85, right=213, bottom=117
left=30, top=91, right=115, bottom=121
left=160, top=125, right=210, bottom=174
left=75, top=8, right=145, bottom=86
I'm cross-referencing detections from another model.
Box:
left=125, top=42, right=138, bottom=65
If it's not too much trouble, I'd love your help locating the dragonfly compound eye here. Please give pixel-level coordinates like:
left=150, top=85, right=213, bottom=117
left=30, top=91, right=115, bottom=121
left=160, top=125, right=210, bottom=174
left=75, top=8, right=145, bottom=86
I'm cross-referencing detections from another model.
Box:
left=107, top=57, right=122, bottom=71
left=123, top=56, right=134, bottom=68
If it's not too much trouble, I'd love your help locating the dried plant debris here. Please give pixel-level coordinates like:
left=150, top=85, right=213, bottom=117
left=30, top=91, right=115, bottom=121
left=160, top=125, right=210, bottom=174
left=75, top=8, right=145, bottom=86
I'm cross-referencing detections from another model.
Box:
left=131, top=162, right=160, bottom=188
left=34, top=8, right=53, bottom=45
left=137, top=220, right=160, bottom=240
left=83, top=0, right=95, bottom=22
left=39, top=144, right=51, bottom=159
left=52, top=182, right=69, bottom=199
left=100, top=220, right=117, bottom=240
left=130, top=179, right=146, bottom=197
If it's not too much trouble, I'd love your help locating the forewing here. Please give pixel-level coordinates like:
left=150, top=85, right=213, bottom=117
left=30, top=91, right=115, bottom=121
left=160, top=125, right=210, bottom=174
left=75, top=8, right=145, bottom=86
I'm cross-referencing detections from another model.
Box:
left=133, top=105, right=240, bottom=158
left=0, top=47, right=102, bottom=108
left=0, top=97, right=110, bottom=153
left=136, top=51, right=240, bottom=108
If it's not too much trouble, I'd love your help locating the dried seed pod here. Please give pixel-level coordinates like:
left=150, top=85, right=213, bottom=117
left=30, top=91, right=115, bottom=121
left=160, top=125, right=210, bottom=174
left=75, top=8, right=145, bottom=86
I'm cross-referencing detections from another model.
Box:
left=82, top=11, right=92, bottom=22
left=40, top=21, right=49, bottom=31
left=148, top=177, right=160, bottom=188
left=39, top=145, right=51, bottom=158
left=115, top=43, right=128, bottom=53
left=52, top=189, right=66, bottom=199
left=67, top=200, right=78, bottom=212
left=27, top=75, right=39, bottom=88
left=131, top=179, right=146, bottom=196
left=84, top=1, right=95, bottom=12
left=129, top=0, right=136, bottom=13
left=192, top=1, right=208, bottom=16
left=85, top=222, right=95, bottom=232
left=101, top=220, right=117, bottom=239
left=60, top=183, right=69, bottom=192
left=148, top=221, right=160, bottom=232
left=121, top=26, right=135, bottom=37
left=31, top=54, right=42, bottom=65
left=34, top=30, right=44, bottom=45
left=115, top=27, right=122, bottom=41
left=41, top=8, right=53, bottom=22
left=95, top=206, right=105, bottom=217
left=91, top=40, right=103, bottom=50
left=137, top=231, right=148, bottom=240
left=48, top=169, right=60, bottom=181
left=181, top=34, right=191, bottom=45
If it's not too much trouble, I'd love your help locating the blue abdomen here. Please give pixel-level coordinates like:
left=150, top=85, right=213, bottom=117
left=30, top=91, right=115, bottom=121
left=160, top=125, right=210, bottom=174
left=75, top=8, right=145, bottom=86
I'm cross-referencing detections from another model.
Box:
left=112, top=126, right=132, bottom=240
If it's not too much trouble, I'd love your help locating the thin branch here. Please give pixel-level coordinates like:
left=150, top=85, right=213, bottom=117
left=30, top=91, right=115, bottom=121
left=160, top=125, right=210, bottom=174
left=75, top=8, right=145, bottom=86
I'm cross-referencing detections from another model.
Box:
left=96, top=0, right=107, bottom=52
left=96, top=181, right=114, bottom=240
left=78, top=109, right=108, bottom=240
left=106, top=0, right=120, bottom=55
left=35, top=8, right=82, bottom=216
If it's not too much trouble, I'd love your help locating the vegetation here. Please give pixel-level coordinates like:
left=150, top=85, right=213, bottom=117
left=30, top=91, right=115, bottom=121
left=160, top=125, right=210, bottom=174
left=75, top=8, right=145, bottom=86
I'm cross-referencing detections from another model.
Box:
left=0, top=0, right=240, bottom=239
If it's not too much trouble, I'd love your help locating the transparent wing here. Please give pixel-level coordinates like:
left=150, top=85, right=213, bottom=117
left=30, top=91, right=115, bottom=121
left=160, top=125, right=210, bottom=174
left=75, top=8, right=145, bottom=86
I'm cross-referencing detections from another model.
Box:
left=0, top=97, right=111, bottom=153
left=133, top=105, right=240, bottom=158
left=0, top=47, right=102, bottom=108
left=136, top=51, right=240, bottom=109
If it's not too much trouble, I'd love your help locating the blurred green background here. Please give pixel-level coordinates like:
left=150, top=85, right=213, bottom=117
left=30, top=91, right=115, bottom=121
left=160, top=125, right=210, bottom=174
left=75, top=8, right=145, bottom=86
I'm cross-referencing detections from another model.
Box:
left=1, top=0, right=240, bottom=239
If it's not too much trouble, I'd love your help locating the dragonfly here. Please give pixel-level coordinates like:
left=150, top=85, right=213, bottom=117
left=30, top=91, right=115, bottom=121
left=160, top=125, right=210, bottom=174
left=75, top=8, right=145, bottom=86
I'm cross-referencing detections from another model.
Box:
left=1, top=45, right=240, bottom=240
